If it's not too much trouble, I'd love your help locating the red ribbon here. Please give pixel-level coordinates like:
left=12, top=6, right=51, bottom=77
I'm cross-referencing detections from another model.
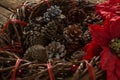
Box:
left=0, top=19, right=11, bottom=34
left=0, top=42, right=23, bottom=54
left=45, top=0, right=51, bottom=7
left=0, top=19, right=27, bottom=34
left=47, top=62, right=55, bottom=80
left=10, top=19, right=27, bottom=26
left=71, top=0, right=76, bottom=9
left=84, top=60, right=96, bottom=80
left=11, top=59, right=22, bottom=80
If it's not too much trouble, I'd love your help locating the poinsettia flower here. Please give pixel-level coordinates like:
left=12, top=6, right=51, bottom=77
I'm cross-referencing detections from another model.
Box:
left=84, top=15, right=120, bottom=80
left=83, top=0, right=120, bottom=80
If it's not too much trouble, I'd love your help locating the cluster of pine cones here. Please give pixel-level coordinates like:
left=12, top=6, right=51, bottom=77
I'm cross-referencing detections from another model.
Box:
left=0, top=0, right=103, bottom=63
left=19, top=0, right=102, bottom=62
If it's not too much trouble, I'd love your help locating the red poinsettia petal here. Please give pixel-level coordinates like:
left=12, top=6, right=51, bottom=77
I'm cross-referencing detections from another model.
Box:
left=115, top=61, right=120, bottom=79
left=89, top=24, right=110, bottom=46
left=96, top=0, right=120, bottom=18
left=83, top=41, right=101, bottom=60
left=100, top=47, right=119, bottom=80
left=109, top=16, right=120, bottom=39
left=108, top=0, right=120, bottom=5
left=96, top=1, right=115, bottom=17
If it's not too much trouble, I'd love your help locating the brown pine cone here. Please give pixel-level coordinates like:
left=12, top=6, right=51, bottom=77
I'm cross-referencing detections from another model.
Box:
left=84, top=13, right=103, bottom=24
left=24, top=45, right=48, bottom=63
left=82, top=30, right=91, bottom=44
left=23, top=23, right=44, bottom=49
left=23, top=30, right=43, bottom=50
left=63, top=24, right=83, bottom=43
left=41, top=20, right=66, bottom=45
left=41, top=21, right=57, bottom=41
left=67, top=8, right=86, bottom=24
left=46, top=41, right=66, bottom=60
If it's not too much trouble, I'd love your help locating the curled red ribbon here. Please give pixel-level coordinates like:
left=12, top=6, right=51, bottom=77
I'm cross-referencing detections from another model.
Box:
left=84, top=60, right=96, bottom=80
left=45, top=0, right=51, bottom=7
left=47, top=62, right=55, bottom=80
left=11, top=59, right=22, bottom=80
left=71, top=0, right=76, bottom=9
left=0, top=19, right=27, bottom=34
left=0, top=42, right=23, bottom=54
left=10, top=19, right=27, bottom=26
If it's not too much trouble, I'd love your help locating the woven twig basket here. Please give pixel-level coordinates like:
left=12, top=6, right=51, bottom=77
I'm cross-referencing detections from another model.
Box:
left=0, top=0, right=105, bottom=80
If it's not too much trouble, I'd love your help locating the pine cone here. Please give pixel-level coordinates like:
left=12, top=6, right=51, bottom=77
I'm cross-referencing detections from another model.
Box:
left=46, top=41, right=66, bottom=60
left=67, top=8, right=86, bottom=24
left=23, top=23, right=41, bottom=33
left=63, top=24, right=83, bottom=43
left=84, top=13, right=103, bottom=24
left=23, top=24, right=43, bottom=49
left=43, top=5, right=62, bottom=22
left=40, top=21, right=57, bottom=45
left=82, top=30, right=91, bottom=44
left=24, top=45, right=48, bottom=63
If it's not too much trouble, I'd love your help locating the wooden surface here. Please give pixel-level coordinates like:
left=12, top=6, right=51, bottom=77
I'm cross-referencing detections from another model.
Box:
left=0, top=0, right=39, bottom=26
left=0, top=0, right=39, bottom=9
